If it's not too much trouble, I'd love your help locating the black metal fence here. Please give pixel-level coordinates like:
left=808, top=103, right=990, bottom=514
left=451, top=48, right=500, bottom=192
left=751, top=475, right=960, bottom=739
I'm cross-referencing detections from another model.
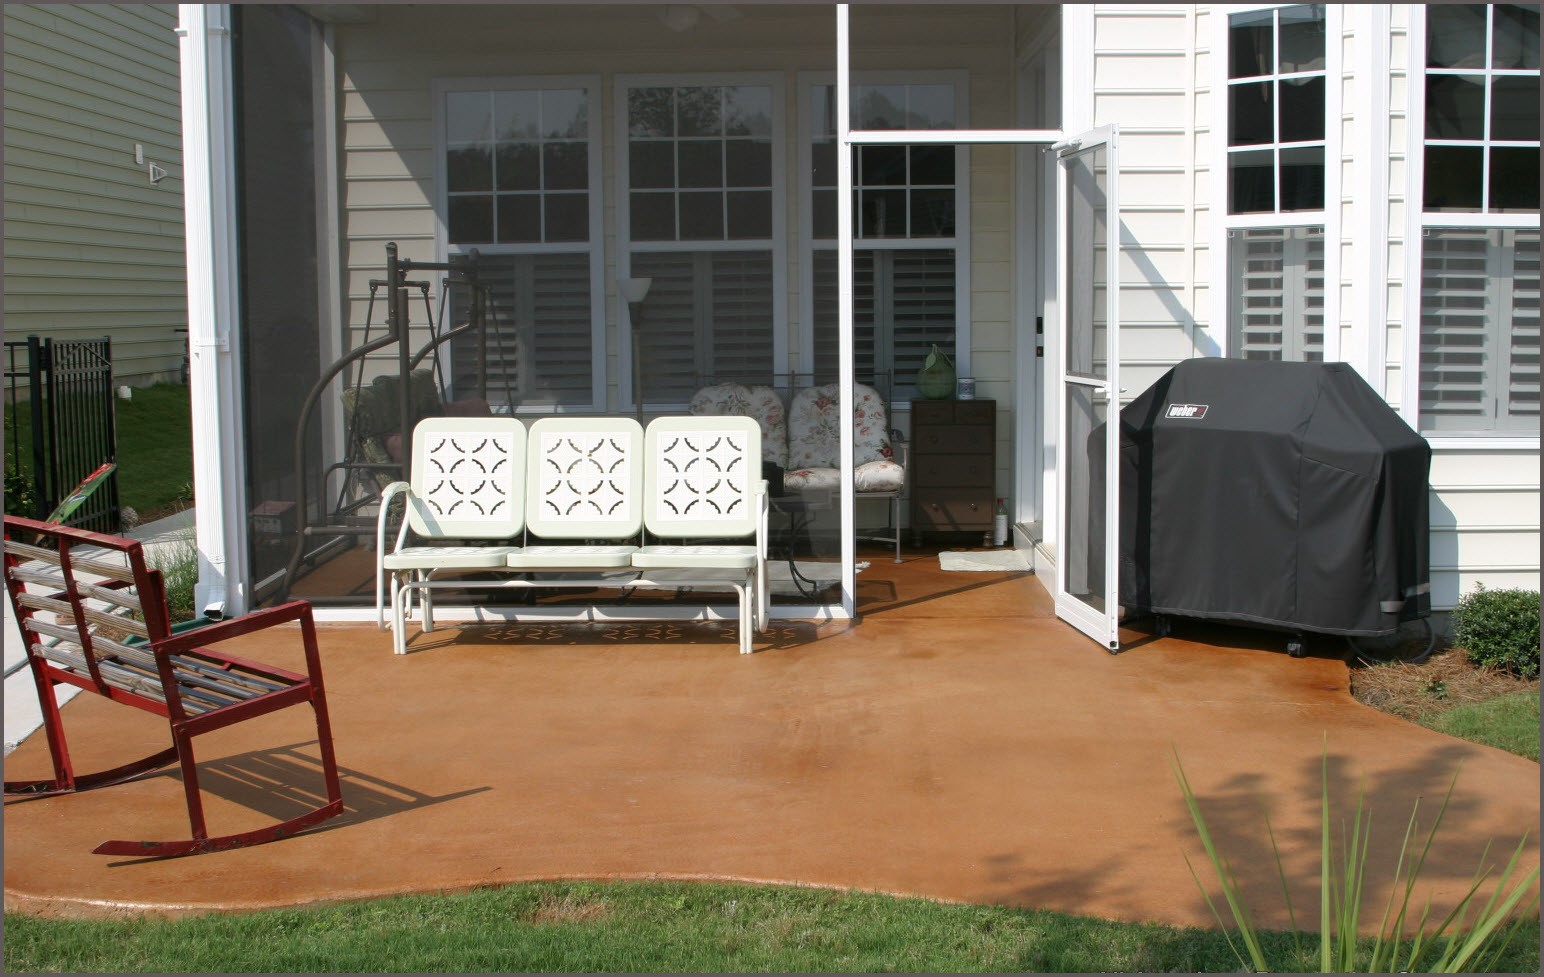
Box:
left=4, top=336, right=120, bottom=533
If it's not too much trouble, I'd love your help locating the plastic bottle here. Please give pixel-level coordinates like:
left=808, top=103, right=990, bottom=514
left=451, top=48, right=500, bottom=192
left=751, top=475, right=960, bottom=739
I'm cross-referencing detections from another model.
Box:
left=992, top=497, right=1008, bottom=546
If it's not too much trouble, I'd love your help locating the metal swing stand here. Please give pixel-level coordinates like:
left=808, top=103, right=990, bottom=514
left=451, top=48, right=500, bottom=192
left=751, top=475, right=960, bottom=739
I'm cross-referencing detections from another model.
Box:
left=275, top=243, right=509, bottom=605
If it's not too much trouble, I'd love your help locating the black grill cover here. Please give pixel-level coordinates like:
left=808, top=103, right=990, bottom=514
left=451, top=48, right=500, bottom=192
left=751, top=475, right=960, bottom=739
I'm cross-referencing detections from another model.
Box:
left=1115, top=359, right=1431, bottom=637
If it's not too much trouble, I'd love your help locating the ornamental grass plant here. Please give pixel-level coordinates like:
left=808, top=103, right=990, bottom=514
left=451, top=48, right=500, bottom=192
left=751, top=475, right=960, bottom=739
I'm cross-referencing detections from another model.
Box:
left=1172, top=745, right=1540, bottom=973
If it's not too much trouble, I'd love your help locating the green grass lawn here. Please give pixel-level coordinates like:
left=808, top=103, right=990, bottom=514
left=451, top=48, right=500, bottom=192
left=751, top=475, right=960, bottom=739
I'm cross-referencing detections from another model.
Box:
left=5, top=382, right=192, bottom=519
left=113, top=382, right=194, bottom=517
left=6, top=880, right=1536, bottom=974
left=1426, top=691, right=1541, bottom=761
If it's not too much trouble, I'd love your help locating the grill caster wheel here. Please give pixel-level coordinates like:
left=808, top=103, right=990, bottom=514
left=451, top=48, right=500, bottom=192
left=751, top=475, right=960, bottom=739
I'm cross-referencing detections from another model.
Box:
left=1155, top=614, right=1172, bottom=638
left=1287, top=637, right=1306, bottom=658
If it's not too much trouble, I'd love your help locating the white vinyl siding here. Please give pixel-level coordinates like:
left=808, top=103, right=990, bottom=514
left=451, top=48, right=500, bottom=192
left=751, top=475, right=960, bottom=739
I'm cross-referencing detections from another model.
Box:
left=1092, top=5, right=1202, bottom=402
left=2, top=4, right=185, bottom=385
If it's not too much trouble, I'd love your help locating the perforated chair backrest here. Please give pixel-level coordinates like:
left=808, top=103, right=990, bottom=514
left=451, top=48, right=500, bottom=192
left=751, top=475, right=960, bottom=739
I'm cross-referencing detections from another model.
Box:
left=525, top=417, right=645, bottom=539
left=644, top=416, right=761, bottom=539
left=407, top=417, right=526, bottom=539
left=688, top=382, right=789, bottom=468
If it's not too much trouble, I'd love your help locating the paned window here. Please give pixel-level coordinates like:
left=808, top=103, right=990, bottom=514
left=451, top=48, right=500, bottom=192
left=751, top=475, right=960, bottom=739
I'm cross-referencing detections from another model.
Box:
left=1220, top=5, right=1332, bottom=363
left=1423, top=4, right=1540, bottom=212
left=622, top=82, right=779, bottom=403
left=439, top=82, right=601, bottom=409
left=808, top=80, right=964, bottom=398
left=1226, top=4, right=1327, bottom=214
left=1416, top=4, right=1540, bottom=434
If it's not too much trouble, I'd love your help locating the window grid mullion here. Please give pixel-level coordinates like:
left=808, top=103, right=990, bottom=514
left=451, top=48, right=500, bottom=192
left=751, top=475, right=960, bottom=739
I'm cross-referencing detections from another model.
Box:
left=1482, top=6, right=1494, bottom=213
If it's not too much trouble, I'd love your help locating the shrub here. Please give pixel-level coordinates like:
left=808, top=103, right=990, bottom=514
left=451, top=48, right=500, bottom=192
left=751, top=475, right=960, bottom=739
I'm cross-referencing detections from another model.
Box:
left=5, top=463, right=37, bottom=518
left=1450, top=584, right=1542, bottom=679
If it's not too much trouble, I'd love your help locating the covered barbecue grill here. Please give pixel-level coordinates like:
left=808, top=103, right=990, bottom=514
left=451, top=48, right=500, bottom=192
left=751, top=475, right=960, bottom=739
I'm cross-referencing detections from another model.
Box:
left=1113, top=359, right=1431, bottom=646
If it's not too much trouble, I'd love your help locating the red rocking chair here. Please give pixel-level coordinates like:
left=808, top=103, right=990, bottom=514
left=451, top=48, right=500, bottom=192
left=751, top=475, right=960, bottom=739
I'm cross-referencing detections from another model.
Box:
left=3, top=515, right=344, bottom=857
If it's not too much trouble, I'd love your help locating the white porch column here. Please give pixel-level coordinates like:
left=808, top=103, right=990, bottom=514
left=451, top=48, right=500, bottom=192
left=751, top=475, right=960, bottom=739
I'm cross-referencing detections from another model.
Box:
left=177, top=4, right=249, bottom=617
left=836, top=6, right=857, bottom=617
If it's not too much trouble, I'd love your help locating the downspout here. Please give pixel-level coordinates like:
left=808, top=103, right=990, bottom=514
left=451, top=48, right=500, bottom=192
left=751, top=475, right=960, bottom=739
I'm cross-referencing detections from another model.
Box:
left=178, top=4, right=249, bottom=618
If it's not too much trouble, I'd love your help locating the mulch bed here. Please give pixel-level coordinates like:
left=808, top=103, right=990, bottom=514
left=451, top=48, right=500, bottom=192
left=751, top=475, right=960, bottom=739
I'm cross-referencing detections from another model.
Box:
left=1350, top=642, right=1539, bottom=725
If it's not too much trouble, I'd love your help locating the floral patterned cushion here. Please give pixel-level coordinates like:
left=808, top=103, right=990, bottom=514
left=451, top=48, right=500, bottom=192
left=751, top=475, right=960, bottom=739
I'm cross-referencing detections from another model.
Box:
left=787, top=382, right=893, bottom=468
left=784, top=458, right=905, bottom=494
left=688, top=382, right=789, bottom=467
left=784, top=382, right=904, bottom=494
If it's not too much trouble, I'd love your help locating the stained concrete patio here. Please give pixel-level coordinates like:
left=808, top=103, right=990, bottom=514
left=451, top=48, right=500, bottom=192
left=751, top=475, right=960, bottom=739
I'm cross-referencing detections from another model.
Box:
left=3, top=559, right=1538, bottom=931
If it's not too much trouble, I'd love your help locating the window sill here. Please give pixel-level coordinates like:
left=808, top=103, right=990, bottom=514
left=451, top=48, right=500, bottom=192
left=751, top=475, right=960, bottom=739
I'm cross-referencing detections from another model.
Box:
left=1421, top=436, right=1540, bottom=451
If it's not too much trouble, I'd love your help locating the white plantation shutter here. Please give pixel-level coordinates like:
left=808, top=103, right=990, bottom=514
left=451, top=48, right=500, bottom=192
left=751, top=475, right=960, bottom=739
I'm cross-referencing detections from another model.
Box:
left=813, top=250, right=878, bottom=379
left=813, top=248, right=955, bottom=398
left=631, top=250, right=774, bottom=403
left=1420, top=228, right=1541, bottom=432
left=1228, top=227, right=1324, bottom=361
left=888, top=250, right=958, bottom=393
left=1508, top=232, right=1540, bottom=423
left=451, top=252, right=593, bottom=408
left=709, top=251, right=776, bottom=382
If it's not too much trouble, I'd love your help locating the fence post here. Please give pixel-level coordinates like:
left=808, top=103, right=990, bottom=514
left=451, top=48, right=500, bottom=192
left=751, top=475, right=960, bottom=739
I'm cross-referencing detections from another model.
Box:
left=26, top=335, right=49, bottom=519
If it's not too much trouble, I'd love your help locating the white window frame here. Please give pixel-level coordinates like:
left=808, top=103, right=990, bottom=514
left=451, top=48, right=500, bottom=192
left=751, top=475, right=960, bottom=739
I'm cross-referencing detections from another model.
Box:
left=431, top=75, right=607, bottom=413
left=1401, top=4, right=1541, bottom=445
left=614, top=72, right=788, bottom=412
left=797, top=70, right=972, bottom=387
left=1209, top=3, right=1343, bottom=362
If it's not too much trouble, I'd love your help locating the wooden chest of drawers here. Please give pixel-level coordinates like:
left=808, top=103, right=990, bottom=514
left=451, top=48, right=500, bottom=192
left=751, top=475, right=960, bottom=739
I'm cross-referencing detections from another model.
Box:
left=909, top=398, right=996, bottom=542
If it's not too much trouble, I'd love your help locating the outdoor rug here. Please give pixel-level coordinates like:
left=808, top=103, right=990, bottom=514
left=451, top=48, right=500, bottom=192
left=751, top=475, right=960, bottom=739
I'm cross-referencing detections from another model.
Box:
left=938, top=549, right=1032, bottom=572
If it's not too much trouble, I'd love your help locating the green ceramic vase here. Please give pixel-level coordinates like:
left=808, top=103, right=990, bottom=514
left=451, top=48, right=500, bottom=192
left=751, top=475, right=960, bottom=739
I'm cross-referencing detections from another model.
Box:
left=916, top=344, right=956, bottom=399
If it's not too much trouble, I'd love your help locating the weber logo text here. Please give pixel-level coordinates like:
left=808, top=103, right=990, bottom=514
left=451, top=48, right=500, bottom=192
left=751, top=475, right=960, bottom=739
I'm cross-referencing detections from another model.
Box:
left=1166, top=403, right=1209, bottom=419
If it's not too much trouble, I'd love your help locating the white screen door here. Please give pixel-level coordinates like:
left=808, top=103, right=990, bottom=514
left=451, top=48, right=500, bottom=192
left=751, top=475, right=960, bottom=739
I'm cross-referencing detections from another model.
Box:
left=1054, top=126, right=1121, bottom=651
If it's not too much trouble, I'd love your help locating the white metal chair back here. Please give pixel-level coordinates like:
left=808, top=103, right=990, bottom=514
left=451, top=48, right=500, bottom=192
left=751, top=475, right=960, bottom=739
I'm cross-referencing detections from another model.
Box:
left=525, top=417, right=645, bottom=539
left=644, top=416, right=762, bottom=540
left=406, top=417, right=526, bottom=540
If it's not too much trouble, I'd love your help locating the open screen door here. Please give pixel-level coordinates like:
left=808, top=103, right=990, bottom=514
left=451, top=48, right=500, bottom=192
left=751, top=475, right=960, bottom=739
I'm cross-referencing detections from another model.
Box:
left=1054, top=126, right=1121, bottom=651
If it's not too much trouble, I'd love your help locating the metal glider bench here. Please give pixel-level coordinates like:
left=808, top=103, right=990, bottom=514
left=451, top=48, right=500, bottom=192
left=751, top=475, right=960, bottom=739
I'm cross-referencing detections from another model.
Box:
left=3, top=516, right=344, bottom=857
left=376, top=414, right=769, bottom=655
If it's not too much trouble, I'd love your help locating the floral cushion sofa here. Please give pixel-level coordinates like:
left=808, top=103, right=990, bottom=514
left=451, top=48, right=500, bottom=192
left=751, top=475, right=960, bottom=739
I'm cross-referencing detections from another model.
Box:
left=687, top=381, right=905, bottom=495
